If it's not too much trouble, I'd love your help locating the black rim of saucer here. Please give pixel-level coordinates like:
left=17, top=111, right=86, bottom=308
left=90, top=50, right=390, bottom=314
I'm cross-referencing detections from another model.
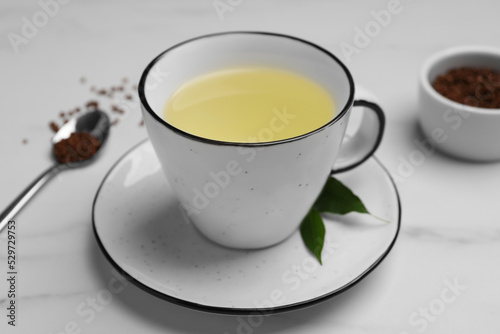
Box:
left=92, top=139, right=402, bottom=315
left=138, top=31, right=356, bottom=147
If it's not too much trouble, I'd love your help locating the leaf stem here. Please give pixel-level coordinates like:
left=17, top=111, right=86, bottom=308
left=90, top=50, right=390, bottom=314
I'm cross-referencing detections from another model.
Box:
left=369, top=213, right=390, bottom=224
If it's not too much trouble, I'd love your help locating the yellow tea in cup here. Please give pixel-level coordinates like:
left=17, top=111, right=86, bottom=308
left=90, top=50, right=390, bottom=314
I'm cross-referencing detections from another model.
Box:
left=163, top=66, right=336, bottom=143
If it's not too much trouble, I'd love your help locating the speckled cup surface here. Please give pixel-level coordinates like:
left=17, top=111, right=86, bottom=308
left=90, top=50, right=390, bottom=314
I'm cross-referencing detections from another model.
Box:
left=139, top=32, right=384, bottom=249
left=419, top=45, right=500, bottom=161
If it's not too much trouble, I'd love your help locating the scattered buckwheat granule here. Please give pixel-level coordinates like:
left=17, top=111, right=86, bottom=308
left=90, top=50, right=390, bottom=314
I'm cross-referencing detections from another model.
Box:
left=86, top=100, right=99, bottom=109
left=111, top=105, right=125, bottom=114
left=111, top=119, right=119, bottom=126
left=433, top=67, right=500, bottom=109
left=80, top=77, right=87, bottom=84
left=22, top=138, right=28, bottom=145
left=125, top=94, right=133, bottom=100
left=49, top=121, right=59, bottom=133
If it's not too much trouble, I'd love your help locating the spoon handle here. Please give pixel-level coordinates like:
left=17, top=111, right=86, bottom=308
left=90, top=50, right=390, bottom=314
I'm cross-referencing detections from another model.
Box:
left=0, top=164, right=63, bottom=232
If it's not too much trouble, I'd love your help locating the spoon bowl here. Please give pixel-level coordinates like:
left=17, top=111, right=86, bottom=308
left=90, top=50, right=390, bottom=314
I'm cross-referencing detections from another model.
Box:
left=52, top=109, right=110, bottom=167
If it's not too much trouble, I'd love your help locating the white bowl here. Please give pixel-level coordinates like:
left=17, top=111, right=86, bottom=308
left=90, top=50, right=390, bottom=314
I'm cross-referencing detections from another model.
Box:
left=419, top=45, right=500, bottom=161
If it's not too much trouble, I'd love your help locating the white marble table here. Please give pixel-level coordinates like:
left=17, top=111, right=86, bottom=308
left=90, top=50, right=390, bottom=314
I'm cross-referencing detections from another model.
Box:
left=1, top=0, right=499, bottom=333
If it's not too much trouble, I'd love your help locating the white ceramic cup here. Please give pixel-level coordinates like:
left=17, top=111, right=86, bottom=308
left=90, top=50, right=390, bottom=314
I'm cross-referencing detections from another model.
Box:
left=419, top=45, right=500, bottom=161
left=139, top=32, right=385, bottom=249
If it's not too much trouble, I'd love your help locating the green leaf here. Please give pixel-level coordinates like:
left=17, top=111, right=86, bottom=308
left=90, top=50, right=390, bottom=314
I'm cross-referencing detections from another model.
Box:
left=300, top=177, right=390, bottom=266
left=313, top=177, right=369, bottom=215
left=300, top=208, right=325, bottom=264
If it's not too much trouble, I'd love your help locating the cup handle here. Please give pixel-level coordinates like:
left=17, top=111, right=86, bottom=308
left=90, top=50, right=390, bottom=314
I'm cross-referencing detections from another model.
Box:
left=331, top=87, right=385, bottom=174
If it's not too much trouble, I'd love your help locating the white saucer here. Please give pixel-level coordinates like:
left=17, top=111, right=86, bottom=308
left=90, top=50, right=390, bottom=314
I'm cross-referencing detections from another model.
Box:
left=93, top=140, right=401, bottom=314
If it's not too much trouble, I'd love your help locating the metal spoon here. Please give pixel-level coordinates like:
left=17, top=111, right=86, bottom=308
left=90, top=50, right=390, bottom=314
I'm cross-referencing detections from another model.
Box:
left=0, top=109, right=110, bottom=231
